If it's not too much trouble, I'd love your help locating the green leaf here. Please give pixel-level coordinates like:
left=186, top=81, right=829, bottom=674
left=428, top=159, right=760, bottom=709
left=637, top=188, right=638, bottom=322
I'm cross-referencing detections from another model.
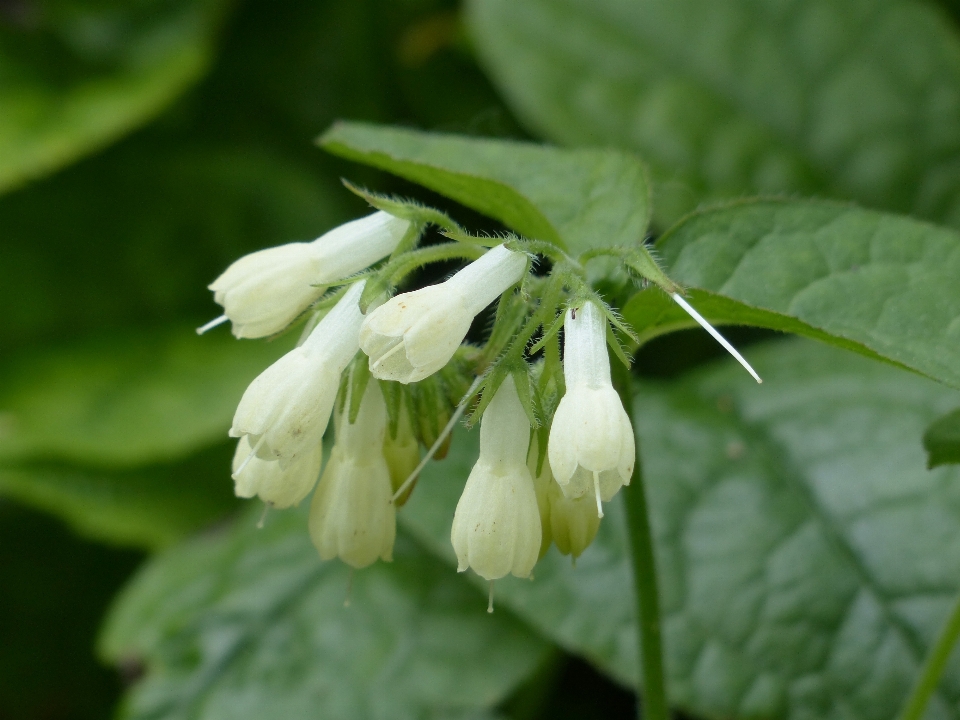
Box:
left=400, top=338, right=960, bottom=720
left=0, top=326, right=288, bottom=467
left=924, top=408, right=960, bottom=468
left=0, top=0, right=228, bottom=194
left=0, top=444, right=239, bottom=550
left=100, top=507, right=549, bottom=720
left=467, top=0, right=960, bottom=226
left=622, top=200, right=960, bottom=390
left=319, top=121, right=650, bottom=252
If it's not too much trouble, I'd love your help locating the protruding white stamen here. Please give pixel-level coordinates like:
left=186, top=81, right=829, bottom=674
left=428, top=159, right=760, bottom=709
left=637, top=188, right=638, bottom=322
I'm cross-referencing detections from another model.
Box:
left=488, top=581, right=495, bottom=614
left=391, top=376, right=483, bottom=503
left=593, top=471, right=604, bottom=519
left=196, top=315, right=228, bottom=335
left=257, top=503, right=269, bottom=529
left=671, top=293, right=763, bottom=384
left=233, top=434, right=267, bottom=478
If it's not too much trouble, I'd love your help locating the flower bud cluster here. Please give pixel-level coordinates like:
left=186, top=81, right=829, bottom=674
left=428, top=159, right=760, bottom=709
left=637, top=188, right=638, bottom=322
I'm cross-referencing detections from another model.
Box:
left=203, top=199, right=756, bottom=601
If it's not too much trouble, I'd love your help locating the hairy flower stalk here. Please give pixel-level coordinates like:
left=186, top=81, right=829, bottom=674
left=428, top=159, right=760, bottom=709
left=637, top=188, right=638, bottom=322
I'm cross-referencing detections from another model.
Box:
left=548, top=301, right=635, bottom=517
left=232, top=435, right=323, bottom=508
left=309, top=380, right=396, bottom=568
left=205, top=211, right=409, bottom=338
left=360, top=244, right=527, bottom=383
left=230, top=281, right=366, bottom=469
left=451, top=376, right=542, bottom=585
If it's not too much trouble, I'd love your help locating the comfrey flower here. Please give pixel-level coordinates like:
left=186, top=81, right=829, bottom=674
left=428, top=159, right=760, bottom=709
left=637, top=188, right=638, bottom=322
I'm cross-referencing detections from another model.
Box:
left=359, top=244, right=526, bottom=383
left=204, top=211, right=409, bottom=338
left=382, top=397, right=421, bottom=506
left=230, top=281, right=365, bottom=468
left=530, top=441, right=600, bottom=560
left=309, top=380, right=396, bottom=568
left=451, top=376, right=541, bottom=584
left=548, top=301, right=634, bottom=517
left=232, top=435, right=322, bottom=508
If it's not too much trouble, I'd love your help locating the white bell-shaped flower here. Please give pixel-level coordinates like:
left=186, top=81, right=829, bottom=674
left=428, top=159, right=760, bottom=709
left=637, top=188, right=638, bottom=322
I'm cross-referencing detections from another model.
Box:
left=530, top=440, right=600, bottom=559
left=231, top=435, right=322, bottom=508
left=548, top=301, right=635, bottom=517
left=208, top=211, right=410, bottom=338
left=229, top=281, right=365, bottom=468
left=451, top=376, right=541, bottom=581
left=309, top=380, right=396, bottom=568
left=359, top=244, right=526, bottom=383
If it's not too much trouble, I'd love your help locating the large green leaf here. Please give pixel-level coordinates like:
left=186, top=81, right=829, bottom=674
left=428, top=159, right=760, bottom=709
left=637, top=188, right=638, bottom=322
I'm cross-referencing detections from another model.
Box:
left=0, top=0, right=228, bottom=194
left=319, top=121, right=650, bottom=252
left=0, top=326, right=287, bottom=468
left=467, top=0, right=960, bottom=226
left=622, top=200, right=960, bottom=390
left=399, top=339, right=960, bottom=720
left=0, top=445, right=238, bottom=549
left=100, top=506, right=549, bottom=720
left=925, top=408, right=960, bottom=468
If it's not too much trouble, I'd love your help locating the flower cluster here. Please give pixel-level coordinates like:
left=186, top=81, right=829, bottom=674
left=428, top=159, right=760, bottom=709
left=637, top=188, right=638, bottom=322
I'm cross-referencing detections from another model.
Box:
left=201, top=194, right=760, bottom=605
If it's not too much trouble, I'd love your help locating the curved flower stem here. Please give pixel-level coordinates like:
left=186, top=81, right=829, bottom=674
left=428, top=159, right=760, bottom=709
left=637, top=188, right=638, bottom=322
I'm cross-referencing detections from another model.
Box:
left=612, top=364, right=670, bottom=720
left=896, top=589, right=960, bottom=720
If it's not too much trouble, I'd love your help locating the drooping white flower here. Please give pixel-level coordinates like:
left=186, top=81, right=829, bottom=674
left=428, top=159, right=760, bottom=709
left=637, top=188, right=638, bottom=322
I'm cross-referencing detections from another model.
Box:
left=229, top=281, right=365, bottom=468
left=309, top=380, right=396, bottom=568
left=359, top=244, right=527, bottom=383
left=231, top=435, right=322, bottom=508
left=548, top=301, right=634, bottom=517
left=207, top=211, right=410, bottom=338
left=451, top=376, right=541, bottom=581
left=530, top=440, right=600, bottom=559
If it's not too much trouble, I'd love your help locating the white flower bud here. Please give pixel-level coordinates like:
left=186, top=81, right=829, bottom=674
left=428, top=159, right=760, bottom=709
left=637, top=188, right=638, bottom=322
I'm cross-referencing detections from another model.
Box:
left=232, top=435, right=322, bottom=508
left=209, top=211, right=410, bottom=338
left=546, top=463, right=601, bottom=559
left=548, top=301, right=635, bottom=516
left=359, top=245, right=527, bottom=383
left=309, top=380, right=396, bottom=568
left=451, top=376, right=541, bottom=581
left=382, top=397, right=420, bottom=506
left=229, top=281, right=365, bottom=468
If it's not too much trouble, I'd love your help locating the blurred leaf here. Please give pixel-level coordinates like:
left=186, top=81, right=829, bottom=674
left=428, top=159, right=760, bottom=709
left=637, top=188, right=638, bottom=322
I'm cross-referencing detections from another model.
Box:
left=0, top=444, right=239, bottom=549
left=0, top=140, right=348, bottom=352
left=0, top=500, right=141, bottom=720
left=925, top=408, right=960, bottom=468
left=0, top=325, right=289, bottom=467
left=0, top=0, right=229, bottom=194
left=400, top=339, right=960, bottom=720
left=622, top=200, right=960, bottom=390
left=320, top=121, right=650, bottom=251
left=467, top=0, right=960, bottom=226
left=100, top=507, right=549, bottom=720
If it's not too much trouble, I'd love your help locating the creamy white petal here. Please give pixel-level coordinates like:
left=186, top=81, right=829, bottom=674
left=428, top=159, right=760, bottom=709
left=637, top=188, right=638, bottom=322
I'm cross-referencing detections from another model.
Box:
left=360, top=245, right=526, bottom=383
left=232, top=435, right=322, bottom=508
left=308, top=379, right=396, bottom=568
left=450, top=376, right=541, bottom=580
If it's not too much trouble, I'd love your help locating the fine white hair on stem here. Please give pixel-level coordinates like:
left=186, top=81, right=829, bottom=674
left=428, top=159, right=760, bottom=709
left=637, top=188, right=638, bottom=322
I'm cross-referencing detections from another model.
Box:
left=196, top=315, right=229, bottom=335
left=671, top=293, right=763, bottom=384
left=390, top=375, right=484, bottom=503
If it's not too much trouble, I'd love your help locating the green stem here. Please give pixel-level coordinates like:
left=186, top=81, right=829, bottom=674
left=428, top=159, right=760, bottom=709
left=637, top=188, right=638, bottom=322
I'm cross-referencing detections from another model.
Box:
left=613, top=365, right=670, bottom=720
left=896, top=589, right=960, bottom=720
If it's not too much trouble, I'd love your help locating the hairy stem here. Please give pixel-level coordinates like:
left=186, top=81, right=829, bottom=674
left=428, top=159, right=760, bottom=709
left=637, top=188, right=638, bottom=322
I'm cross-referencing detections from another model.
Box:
left=896, top=589, right=960, bottom=720
left=613, top=365, right=670, bottom=720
